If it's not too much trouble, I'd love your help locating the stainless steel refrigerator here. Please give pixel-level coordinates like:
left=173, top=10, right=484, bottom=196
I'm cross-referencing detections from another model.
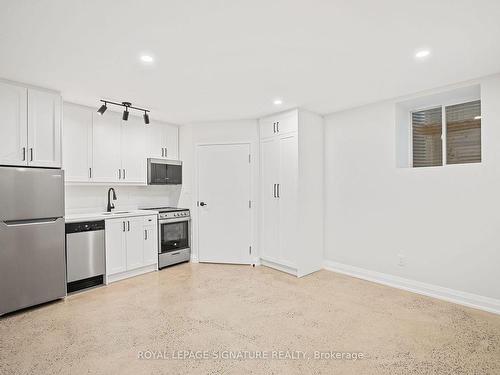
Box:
left=0, top=167, right=66, bottom=315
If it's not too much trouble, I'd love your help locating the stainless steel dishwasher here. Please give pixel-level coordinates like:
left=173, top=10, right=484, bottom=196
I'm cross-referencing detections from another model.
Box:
left=66, top=221, right=105, bottom=293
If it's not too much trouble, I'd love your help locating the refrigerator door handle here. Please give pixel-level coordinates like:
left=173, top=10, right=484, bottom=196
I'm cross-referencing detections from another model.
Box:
left=2, top=218, right=59, bottom=227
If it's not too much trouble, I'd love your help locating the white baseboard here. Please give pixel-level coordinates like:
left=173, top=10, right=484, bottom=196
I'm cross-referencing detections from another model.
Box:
left=323, top=260, right=500, bottom=315
left=190, top=254, right=199, bottom=263
left=106, top=263, right=157, bottom=284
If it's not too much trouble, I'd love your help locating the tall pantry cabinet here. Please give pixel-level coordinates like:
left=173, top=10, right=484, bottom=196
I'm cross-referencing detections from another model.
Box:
left=259, top=109, right=324, bottom=277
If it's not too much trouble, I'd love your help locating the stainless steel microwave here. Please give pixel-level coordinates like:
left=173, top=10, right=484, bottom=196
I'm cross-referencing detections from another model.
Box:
left=147, top=159, right=182, bottom=185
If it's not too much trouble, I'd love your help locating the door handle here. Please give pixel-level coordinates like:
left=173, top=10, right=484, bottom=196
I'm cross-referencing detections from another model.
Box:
left=276, top=121, right=279, bottom=133
left=123, top=221, right=126, bottom=232
left=277, top=183, right=280, bottom=198
left=273, top=122, right=276, bottom=133
left=273, top=184, right=276, bottom=198
left=22, top=147, right=26, bottom=161
left=161, top=148, right=164, bottom=157
left=199, top=202, right=207, bottom=207
left=127, top=221, right=130, bottom=232
left=164, top=147, right=167, bottom=157
left=123, top=169, right=126, bottom=180
left=29, top=148, right=33, bottom=161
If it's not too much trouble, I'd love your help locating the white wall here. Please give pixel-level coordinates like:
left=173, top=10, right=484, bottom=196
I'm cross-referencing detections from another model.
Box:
left=178, top=120, right=259, bottom=261
left=324, top=74, right=500, bottom=302
left=65, top=185, right=181, bottom=214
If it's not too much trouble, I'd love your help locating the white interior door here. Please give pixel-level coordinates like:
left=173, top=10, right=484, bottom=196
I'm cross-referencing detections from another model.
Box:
left=197, top=143, right=252, bottom=264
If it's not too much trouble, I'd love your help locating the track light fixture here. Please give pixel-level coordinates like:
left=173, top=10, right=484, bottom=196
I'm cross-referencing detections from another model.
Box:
left=97, top=102, right=107, bottom=115
left=122, top=102, right=130, bottom=121
left=97, top=100, right=150, bottom=124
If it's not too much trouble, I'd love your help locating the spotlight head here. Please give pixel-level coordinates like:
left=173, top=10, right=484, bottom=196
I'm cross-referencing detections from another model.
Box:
left=97, top=102, right=107, bottom=115
left=143, top=112, right=150, bottom=124
left=122, top=108, right=129, bottom=121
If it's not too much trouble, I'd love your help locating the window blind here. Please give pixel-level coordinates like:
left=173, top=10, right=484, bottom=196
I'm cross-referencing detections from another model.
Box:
left=412, top=107, right=442, bottom=167
left=446, top=100, right=481, bottom=164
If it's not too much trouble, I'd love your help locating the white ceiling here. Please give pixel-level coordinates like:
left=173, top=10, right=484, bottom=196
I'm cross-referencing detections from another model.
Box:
left=1, top=0, right=499, bottom=124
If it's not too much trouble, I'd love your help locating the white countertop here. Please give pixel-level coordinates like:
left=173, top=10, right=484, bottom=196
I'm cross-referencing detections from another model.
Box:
left=65, top=210, right=158, bottom=223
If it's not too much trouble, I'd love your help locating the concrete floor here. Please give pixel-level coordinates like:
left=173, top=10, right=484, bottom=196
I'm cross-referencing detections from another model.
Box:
left=1, top=263, right=499, bottom=374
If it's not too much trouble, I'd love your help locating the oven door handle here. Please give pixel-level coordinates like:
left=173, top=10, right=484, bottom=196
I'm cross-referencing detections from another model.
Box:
left=159, top=218, right=191, bottom=224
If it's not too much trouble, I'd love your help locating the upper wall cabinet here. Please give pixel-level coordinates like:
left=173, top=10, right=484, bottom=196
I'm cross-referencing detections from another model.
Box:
left=28, top=89, right=62, bottom=168
left=63, top=104, right=93, bottom=182
left=259, top=110, right=298, bottom=139
left=63, top=102, right=179, bottom=184
left=146, top=121, right=178, bottom=159
left=0, top=81, right=62, bottom=168
left=0, top=82, right=27, bottom=166
left=92, top=110, right=123, bottom=183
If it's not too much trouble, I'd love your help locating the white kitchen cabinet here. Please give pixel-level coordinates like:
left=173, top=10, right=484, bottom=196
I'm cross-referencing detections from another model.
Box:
left=146, top=121, right=179, bottom=159
left=125, top=217, right=145, bottom=270
left=121, top=116, right=146, bottom=183
left=0, top=82, right=27, bottom=166
left=63, top=103, right=92, bottom=182
left=259, top=109, right=323, bottom=277
left=0, top=81, right=62, bottom=168
left=105, top=214, right=158, bottom=283
left=27, top=88, right=62, bottom=168
left=105, top=219, right=127, bottom=275
left=63, top=103, right=178, bottom=184
left=143, top=216, right=158, bottom=266
left=260, top=137, right=280, bottom=262
left=92, top=111, right=122, bottom=183
left=259, top=110, right=298, bottom=140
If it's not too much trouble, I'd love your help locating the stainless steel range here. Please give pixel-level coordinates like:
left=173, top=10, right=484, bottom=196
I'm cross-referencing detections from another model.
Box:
left=142, top=207, right=190, bottom=268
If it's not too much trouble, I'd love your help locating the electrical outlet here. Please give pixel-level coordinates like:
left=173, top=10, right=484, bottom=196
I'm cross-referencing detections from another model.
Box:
left=398, top=254, right=405, bottom=267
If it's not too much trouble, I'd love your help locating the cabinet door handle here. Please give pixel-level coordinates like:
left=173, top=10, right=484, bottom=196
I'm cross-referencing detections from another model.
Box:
left=29, top=148, right=33, bottom=161
left=123, top=169, right=126, bottom=180
left=276, top=121, right=279, bottom=133
left=161, top=148, right=164, bottom=157
left=164, top=147, right=167, bottom=157
left=273, top=122, right=276, bottom=133
left=144, top=229, right=148, bottom=240
left=277, top=183, right=280, bottom=198
left=273, top=183, right=276, bottom=198
left=127, top=221, right=130, bottom=232
left=89, top=167, right=92, bottom=179
left=119, top=169, right=121, bottom=179
left=22, top=147, right=26, bottom=161
left=123, top=221, right=126, bottom=232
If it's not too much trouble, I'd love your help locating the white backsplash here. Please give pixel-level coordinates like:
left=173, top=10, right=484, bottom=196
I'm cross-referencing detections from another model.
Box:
left=65, top=185, right=182, bottom=215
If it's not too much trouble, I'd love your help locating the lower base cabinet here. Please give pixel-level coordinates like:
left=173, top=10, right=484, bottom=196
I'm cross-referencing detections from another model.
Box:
left=105, top=215, right=158, bottom=283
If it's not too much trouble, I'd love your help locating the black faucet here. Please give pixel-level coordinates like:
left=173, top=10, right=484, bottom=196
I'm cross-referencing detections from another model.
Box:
left=107, top=188, right=117, bottom=212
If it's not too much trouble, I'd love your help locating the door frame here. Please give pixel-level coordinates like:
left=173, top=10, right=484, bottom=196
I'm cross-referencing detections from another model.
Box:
left=195, top=141, right=254, bottom=264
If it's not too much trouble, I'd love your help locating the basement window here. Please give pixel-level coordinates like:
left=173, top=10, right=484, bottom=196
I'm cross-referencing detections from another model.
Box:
left=395, top=85, right=482, bottom=168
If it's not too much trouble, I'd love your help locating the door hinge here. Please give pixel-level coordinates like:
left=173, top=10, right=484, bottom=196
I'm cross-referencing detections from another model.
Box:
left=249, top=246, right=252, bottom=255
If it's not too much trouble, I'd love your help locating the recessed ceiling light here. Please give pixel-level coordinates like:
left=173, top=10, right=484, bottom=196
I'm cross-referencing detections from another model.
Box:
left=140, top=54, right=154, bottom=63
left=415, top=49, right=431, bottom=59
left=273, top=99, right=283, bottom=105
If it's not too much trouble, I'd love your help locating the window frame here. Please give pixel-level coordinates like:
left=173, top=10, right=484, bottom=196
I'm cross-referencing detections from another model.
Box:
left=409, top=98, right=481, bottom=168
